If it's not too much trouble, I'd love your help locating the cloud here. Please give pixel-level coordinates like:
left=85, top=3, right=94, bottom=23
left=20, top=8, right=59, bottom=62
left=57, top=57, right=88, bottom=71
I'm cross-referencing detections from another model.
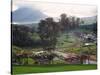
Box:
left=12, top=0, right=97, bottom=17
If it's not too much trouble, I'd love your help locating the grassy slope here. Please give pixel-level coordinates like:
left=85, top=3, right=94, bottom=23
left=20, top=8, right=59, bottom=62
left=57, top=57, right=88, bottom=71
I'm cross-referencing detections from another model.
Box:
left=12, top=64, right=97, bottom=74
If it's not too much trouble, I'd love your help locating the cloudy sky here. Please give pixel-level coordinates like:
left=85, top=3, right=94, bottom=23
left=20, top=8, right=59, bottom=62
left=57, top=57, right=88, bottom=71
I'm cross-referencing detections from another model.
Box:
left=12, top=0, right=97, bottom=18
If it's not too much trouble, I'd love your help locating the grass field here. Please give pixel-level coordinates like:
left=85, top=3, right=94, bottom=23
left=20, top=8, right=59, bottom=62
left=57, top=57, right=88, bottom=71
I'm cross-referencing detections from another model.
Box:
left=12, top=64, right=97, bottom=74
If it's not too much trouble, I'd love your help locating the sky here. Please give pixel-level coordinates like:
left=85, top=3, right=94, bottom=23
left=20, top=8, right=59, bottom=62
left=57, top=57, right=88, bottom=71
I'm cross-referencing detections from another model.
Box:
left=12, top=0, right=97, bottom=18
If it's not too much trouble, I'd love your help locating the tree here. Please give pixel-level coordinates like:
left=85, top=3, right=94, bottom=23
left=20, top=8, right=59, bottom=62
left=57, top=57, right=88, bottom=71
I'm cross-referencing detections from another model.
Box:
left=38, top=17, right=60, bottom=51
left=71, top=16, right=76, bottom=29
left=59, top=13, right=80, bottom=32
left=69, top=16, right=80, bottom=29
left=75, top=17, right=80, bottom=28
left=12, top=25, right=34, bottom=47
left=38, top=17, right=60, bottom=64
left=59, top=13, right=70, bottom=31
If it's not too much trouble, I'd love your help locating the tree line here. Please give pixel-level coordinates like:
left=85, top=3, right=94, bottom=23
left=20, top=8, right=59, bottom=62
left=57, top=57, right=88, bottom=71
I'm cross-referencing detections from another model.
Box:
left=12, top=13, right=81, bottom=48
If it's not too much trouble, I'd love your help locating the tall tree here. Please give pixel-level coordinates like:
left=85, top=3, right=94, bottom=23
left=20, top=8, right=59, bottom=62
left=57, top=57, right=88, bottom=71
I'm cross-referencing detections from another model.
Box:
left=37, top=17, right=60, bottom=64
left=38, top=17, right=60, bottom=51
left=59, top=13, right=70, bottom=31
left=75, top=17, right=80, bottom=28
left=12, top=25, right=33, bottom=47
left=59, top=13, right=80, bottom=31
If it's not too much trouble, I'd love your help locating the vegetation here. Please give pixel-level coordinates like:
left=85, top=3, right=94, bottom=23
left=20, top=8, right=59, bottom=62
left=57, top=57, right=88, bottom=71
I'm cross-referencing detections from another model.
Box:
left=38, top=18, right=60, bottom=51
left=12, top=64, right=97, bottom=74
left=12, top=13, right=97, bottom=74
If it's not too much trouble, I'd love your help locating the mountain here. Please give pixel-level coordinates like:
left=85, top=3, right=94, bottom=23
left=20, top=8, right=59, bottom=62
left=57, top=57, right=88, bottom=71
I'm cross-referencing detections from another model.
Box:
left=12, top=6, right=47, bottom=23
left=81, top=16, right=97, bottom=25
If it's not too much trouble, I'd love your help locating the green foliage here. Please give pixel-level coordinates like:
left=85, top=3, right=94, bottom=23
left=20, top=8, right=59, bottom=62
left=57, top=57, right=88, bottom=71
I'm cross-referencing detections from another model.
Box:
left=59, top=13, right=80, bottom=32
left=13, top=64, right=97, bottom=74
left=38, top=17, right=60, bottom=50
left=79, top=23, right=97, bottom=33
left=12, top=25, right=34, bottom=47
left=12, top=25, right=43, bottom=48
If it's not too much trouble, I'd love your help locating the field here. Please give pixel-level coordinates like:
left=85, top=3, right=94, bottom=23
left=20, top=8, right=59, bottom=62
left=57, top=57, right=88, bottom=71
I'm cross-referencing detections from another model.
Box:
left=12, top=64, right=97, bottom=74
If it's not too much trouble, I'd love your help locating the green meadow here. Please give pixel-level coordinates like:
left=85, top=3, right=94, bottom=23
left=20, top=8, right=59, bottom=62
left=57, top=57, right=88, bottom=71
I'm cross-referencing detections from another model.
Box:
left=12, top=64, right=97, bottom=74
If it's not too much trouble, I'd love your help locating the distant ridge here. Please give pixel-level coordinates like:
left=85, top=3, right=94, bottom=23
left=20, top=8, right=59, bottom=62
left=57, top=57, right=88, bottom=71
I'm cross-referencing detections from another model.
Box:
left=12, top=6, right=47, bottom=23
left=81, top=16, right=97, bottom=25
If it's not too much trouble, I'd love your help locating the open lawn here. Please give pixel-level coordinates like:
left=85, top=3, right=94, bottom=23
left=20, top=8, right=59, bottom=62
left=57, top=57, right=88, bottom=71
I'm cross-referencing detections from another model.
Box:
left=12, top=64, right=97, bottom=74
